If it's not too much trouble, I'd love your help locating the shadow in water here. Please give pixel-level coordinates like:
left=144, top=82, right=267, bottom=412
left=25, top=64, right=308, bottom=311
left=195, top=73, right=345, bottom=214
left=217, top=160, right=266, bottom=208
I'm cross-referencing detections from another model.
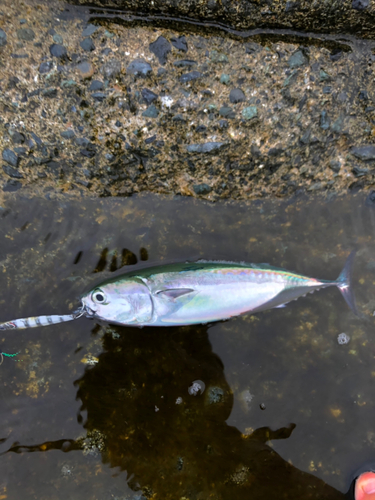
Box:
left=4, top=324, right=346, bottom=499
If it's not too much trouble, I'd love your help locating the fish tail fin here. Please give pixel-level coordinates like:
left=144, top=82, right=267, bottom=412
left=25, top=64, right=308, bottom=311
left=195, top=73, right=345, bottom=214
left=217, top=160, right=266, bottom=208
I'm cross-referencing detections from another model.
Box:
left=336, top=250, right=358, bottom=315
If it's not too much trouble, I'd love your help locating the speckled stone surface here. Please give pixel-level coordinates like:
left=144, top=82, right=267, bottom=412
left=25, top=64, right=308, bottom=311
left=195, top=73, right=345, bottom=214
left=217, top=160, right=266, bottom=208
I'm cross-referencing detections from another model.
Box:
left=1, top=0, right=375, bottom=203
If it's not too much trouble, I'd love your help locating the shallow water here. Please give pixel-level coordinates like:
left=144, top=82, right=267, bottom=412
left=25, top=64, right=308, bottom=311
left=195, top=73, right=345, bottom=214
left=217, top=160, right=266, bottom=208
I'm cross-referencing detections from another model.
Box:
left=0, top=192, right=374, bottom=499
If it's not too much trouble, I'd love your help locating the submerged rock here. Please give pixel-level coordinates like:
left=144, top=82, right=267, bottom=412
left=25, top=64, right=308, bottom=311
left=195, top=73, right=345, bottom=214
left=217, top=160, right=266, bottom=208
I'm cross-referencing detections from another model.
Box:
left=49, top=44, right=68, bottom=60
left=2, top=148, right=19, bottom=167
left=0, top=28, right=7, bottom=47
left=127, top=59, right=152, bottom=77
left=149, top=36, right=171, bottom=65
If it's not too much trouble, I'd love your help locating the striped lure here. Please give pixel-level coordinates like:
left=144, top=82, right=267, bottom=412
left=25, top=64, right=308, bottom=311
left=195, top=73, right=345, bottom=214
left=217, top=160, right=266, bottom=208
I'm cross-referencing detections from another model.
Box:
left=0, top=251, right=356, bottom=330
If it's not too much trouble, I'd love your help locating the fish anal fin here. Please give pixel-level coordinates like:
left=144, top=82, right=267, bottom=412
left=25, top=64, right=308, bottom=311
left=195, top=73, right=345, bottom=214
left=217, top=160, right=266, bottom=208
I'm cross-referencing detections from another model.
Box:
left=156, top=288, right=195, bottom=300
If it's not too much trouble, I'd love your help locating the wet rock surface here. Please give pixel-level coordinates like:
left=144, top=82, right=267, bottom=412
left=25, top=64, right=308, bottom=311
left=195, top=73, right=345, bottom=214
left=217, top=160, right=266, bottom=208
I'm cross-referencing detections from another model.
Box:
left=0, top=0, right=375, bottom=203
left=68, top=0, right=375, bottom=39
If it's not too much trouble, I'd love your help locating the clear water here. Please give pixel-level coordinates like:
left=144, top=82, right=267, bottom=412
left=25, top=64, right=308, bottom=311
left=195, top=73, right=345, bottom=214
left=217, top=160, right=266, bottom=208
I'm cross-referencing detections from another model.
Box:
left=0, top=192, right=373, bottom=499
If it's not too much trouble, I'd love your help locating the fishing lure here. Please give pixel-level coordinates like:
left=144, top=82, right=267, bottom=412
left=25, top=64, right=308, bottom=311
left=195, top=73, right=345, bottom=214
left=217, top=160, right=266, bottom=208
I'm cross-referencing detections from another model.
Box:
left=0, top=252, right=356, bottom=330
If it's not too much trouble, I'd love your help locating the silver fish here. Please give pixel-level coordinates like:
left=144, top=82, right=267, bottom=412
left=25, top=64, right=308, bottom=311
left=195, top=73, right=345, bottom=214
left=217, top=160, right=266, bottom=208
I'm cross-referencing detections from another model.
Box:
left=0, top=252, right=356, bottom=330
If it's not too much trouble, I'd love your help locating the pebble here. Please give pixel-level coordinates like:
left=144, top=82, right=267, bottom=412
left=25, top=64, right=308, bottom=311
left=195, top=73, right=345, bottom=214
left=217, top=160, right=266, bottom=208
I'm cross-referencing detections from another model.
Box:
left=2, top=148, right=19, bottom=167
left=149, top=36, right=171, bottom=65
left=53, top=34, right=63, bottom=44
left=320, top=110, right=330, bottom=129
left=89, top=80, right=104, bottom=91
left=17, top=28, right=35, bottom=41
left=351, top=145, right=375, bottom=161
left=242, top=106, right=258, bottom=120
left=173, top=59, right=197, bottom=67
left=82, top=24, right=98, bottom=37
left=352, top=0, right=369, bottom=9
left=3, top=180, right=22, bottom=192
left=80, top=37, right=95, bottom=52
left=219, top=106, right=235, bottom=118
left=0, top=28, right=6, bottom=47
left=42, top=87, right=57, bottom=98
left=60, top=79, right=77, bottom=89
left=180, top=71, right=202, bottom=83
left=171, top=35, right=188, bottom=52
left=39, top=61, right=53, bottom=73
left=193, top=183, right=211, bottom=195
left=76, top=61, right=94, bottom=78
left=141, top=88, right=158, bottom=105
left=288, top=49, right=308, bottom=68
left=142, top=104, right=159, bottom=118
left=187, top=142, right=226, bottom=154
left=127, top=58, right=152, bottom=77
left=229, top=88, right=245, bottom=103
left=329, top=160, right=341, bottom=172
left=10, top=130, right=25, bottom=144
left=2, top=165, right=23, bottom=178
left=337, top=332, right=350, bottom=345
left=60, top=129, right=75, bottom=139
left=49, top=44, right=68, bottom=60
left=210, top=50, right=228, bottom=63
left=220, top=73, right=230, bottom=84
left=92, top=92, right=106, bottom=102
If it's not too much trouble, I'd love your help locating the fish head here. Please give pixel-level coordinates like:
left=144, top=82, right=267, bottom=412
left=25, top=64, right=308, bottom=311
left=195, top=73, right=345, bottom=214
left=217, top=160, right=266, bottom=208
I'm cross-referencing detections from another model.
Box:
left=81, top=278, right=153, bottom=325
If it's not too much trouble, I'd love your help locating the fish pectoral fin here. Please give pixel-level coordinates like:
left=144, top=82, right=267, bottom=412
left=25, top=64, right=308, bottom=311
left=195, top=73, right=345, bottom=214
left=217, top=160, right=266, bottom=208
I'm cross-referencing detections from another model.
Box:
left=273, top=304, right=287, bottom=309
left=155, top=288, right=196, bottom=300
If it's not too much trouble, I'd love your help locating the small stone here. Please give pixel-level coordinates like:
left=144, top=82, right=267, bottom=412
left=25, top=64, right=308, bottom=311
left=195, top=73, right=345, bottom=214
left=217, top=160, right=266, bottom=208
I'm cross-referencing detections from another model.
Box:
left=53, top=34, right=63, bottom=44
left=60, top=79, right=77, bottom=88
left=92, top=92, right=106, bottom=102
left=17, top=28, right=35, bottom=41
left=187, top=142, right=226, bottom=154
left=288, top=50, right=308, bottom=68
left=104, top=30, right=114, bottom=38
left=2, top=149, right=19, bottom=167
left=331, top=115, right=345, bottom=133
left=89, top=80, right=103, bottom=91
left=210, top=50, right=228, bottom=63
left=141, top=88, right=158, bottom=105
left=207, top=386, right=224, bottom=404
left=259, top=403, right=266, bottom=410
left=172, top=114, right=185, bottom=122
left=337, top=333, right=350, bottom=345
left=193, top=183, right=212, bottom=195
left=229, top=88, right=245, bottom=103
left=320, top=111, right=330, bottom=130
left=157, top=68, right=167, bottom=77
left=351, top=145, right=375, bottom=161
left=2, top=165, right=23, bottom=178
left=171, top=35, right=188, bottom=52
left=329, top=160, right=341, bottom=172
left=0, top=28, right=7, bottom=47
left=195, top=125, right=207, bottom=133
left=323, top=86, right=332, bottom=94
left=3, top=180, right=22, bottom=192
left=337, top=91, right=347, bottom=102
left=319, top=70, right=330, bottom=81
left=365, top=191, right=375, bottom=206
left=285, top=1, right=300, bottom=12
left=149, top=36, right=171, bottom=65
left=142, top=104, right=159, bottom=118
left=80, top=37, right=95, bottom=52
left=39, top=61, right=53, bottom=74
left=82, top=24, right=98, bottom=37
left=49, top=44, right=68, bottom=60
left=173, top=59, right=197, bottom=68
left=10, top=131, right=25, bottom=144
left=242, top=106, right=258, bottom=120
left=127, top=59, right=152, bottom=77
left=42, top=87, right=57, bottom=98
left=180, top=71, right=202, bottom=83
left=60, top=129, right=75, bottom=139
left=218, top=119, right=228, bottom=129
left=220, top=73, right=230, bottom=84
left=76, top=61, right=94, bottom=78
left=219, top=106, right=235, bottom=118
left=330, top=49, right=343, bottom=62
left=352, top=0, right=369, bottom=9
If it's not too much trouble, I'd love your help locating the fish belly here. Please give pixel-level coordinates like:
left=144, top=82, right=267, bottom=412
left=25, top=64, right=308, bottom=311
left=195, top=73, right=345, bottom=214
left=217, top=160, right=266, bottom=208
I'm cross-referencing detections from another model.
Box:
left=150, top=280, right=284, bottom=326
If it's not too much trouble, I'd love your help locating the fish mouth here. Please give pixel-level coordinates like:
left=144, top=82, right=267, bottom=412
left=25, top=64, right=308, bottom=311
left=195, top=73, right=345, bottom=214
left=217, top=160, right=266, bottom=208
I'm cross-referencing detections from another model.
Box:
left=73, top=301, right=96, bottom=319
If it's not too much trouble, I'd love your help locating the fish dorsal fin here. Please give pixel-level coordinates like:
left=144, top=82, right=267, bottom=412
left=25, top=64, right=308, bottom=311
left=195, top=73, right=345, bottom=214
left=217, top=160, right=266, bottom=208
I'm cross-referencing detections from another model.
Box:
left=156, top=288, right=195, bottom=300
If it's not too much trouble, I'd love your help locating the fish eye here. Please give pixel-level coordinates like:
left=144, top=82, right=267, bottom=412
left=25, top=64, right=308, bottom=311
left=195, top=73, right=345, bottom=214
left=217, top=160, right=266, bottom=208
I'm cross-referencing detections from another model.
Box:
left=92, top=289, right=106, bottom=304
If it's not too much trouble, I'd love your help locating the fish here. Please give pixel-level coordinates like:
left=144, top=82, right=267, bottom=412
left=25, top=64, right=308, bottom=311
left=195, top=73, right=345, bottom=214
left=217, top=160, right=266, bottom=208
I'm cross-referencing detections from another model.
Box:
left=0, top=251, right=356, bottom=330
